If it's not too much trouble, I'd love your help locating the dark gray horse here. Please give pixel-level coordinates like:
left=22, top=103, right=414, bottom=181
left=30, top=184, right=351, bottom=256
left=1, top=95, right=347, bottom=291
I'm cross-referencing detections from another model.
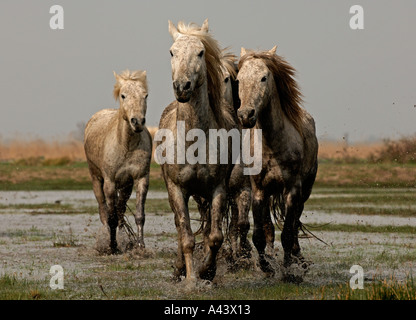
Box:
left=237, top=47, right=318, bottom=277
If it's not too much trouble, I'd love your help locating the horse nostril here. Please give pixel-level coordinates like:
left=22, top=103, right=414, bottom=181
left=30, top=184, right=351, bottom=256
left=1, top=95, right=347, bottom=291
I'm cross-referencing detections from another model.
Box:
left=173, top=81, right=179, bottom=91
left=183, top=81, right=191, bottom=90
left=131, top=118, right=138, bottom=125
left=248, top=109, right=255, bottom=118
left=141, top=118, right=146, bottom=126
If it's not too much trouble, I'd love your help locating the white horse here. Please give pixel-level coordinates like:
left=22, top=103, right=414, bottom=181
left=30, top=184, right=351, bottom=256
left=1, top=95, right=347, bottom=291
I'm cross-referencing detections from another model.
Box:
left=158, top=19, right=235, bottom=282
left=84, top=70, right=152, bottom=253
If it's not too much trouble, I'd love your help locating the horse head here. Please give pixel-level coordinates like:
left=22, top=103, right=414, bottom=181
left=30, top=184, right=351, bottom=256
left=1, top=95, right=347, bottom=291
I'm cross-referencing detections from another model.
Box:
left=237, top=46, right=277, bottom=128
left=113, top=70, right=148, bottom=133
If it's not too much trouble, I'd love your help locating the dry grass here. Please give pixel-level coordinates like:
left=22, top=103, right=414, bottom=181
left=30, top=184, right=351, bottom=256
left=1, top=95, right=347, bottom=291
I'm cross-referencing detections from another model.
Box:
left=0, top=127, right=160, bottom=163
left=318, top=140, right=383, bottom=161
left=369, top=136, right=416, bottom=163
left=0, top=138, right=86, bottom=162
left=1, top=132, right=414, bottom=165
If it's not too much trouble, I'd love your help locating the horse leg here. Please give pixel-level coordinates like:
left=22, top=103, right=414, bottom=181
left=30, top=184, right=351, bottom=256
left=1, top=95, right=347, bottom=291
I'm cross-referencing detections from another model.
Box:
left=229, top=200, right=239, bottom=261
left=281, top=184, right=302, bottom=268
left=199, top=184, right=226, bottom=281
left=263, top=202, right=275, bottom=254
left=91, top=175, right=107, bottom=226
left=252, top=189, right=274, bottom=275
left=116, top=182, right=133, bottom=227
left=166, top=178, right=195, bottom=283
left=103, top=179, right=119, bottom=254
left=235, top=187, right=252, bottom=258
left=172, top=213, right=186, bottom=280
left=134, top=176, right=149, bottom=248
left=292, top=202, right=308, bottom=263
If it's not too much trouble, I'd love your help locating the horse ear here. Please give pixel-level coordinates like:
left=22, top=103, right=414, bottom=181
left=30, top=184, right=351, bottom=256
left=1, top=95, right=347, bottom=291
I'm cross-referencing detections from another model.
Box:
left=240, top=47, right=247, bottom=57
left=113, top=71, right=121, bottom=82
left=168, top=20, right=179, bottom=40
left=269, top=45, right=277, bottom=54
left=201, top=18, right=209, bottom=32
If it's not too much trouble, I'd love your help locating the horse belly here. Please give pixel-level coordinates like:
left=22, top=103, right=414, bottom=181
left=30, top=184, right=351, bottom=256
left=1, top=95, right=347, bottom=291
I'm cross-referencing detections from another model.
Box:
left=178, top=165, right=222, bottom=193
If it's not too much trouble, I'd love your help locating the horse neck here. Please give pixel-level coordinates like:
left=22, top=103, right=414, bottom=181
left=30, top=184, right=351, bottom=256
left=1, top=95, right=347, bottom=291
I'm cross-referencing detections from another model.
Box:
left=256, top=84, right=287, bottom=144
left=176, top=82, right=211, bottom=132
left=116, top=110, right=140, bottom=150
left=226, top=103, right=240, bottom=128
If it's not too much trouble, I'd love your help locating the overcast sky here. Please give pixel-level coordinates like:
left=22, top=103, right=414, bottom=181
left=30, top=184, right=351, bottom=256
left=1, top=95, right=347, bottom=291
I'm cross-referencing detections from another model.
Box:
left=0, top=0, right=415, bottom=142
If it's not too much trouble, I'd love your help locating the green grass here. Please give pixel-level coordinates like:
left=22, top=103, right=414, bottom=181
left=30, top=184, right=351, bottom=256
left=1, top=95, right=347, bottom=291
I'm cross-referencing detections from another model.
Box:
left=1, top=160, right=415, bottom=191
left=307, top=205, right=416, bottom=217
left=308, top=193, right=416, bottom=206
left=303, top=223, right=416, bottom=234
left=0, top=178, right=92, bottom=191
left=1, top=226, right=54, bottom=242
left=0, top=274, right=67, bottom=300
left=322, top=276, right=416, bottom=300
left=0, top=161, right=165, bottom=191
left=315, top=161, right=416, bottom=188
left=0, top=203, right=74, bottom=210
left=306, top=187, right=416, bottom=217
left=52, top=229, right=80, bottom=248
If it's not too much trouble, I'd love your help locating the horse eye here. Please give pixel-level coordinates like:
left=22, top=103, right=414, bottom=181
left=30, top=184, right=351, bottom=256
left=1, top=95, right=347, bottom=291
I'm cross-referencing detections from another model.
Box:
left=198, top=50, right=204, bottom=58
left=170, top=50, right=173, bottom=57
left=121, top=94, right=126, bottom=100
left=224, top=77, right=229, bottom=84
left=261, top=76, right=267, bottom=82
left=145, top=94, right=148, bottom=99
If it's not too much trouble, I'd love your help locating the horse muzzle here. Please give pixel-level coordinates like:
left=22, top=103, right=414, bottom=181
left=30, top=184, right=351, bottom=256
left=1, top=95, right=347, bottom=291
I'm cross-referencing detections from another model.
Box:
left=130, top=117, right=145, bottom=133
left=237, top=107, right=257, bottom=128
left=173, top=80, right=193, bottom=103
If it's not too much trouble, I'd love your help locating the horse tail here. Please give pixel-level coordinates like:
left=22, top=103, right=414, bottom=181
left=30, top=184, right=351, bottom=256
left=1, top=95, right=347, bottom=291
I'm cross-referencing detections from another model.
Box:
left=270, top=194, right=329, bottom=246
left=222, top=193, right=234, bottom=245
left=270, top=194, right=285, bottom=230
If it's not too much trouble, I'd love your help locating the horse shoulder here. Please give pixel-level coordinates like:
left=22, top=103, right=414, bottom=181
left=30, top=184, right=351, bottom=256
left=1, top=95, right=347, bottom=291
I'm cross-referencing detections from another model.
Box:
left=159, top=101, right=178, bottom=130
left=84, top=109, right=119, bottom=169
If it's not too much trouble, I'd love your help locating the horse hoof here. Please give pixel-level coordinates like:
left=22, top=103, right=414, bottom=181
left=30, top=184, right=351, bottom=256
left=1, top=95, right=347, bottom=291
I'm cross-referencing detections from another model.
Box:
left=259, top=256, right=275, bottom=276
left=172, top=266, right=186, bottom=282
left=199, top=267, right=217, bottom=282
left=110, top=247, right=122, bottom=255
left=282, top=273, right=303, bottom=284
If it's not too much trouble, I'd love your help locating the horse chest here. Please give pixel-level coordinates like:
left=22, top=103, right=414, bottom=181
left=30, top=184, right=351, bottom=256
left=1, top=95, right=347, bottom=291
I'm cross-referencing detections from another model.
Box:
left=114, top=151, right=148, bottom=182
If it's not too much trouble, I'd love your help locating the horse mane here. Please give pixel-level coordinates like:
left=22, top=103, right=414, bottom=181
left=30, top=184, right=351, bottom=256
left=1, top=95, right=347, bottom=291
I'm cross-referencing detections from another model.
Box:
left=220, top=48, right=237, bottom=79
left=220, top=48, right=240, bottom=111
left=238, top=50, right=306, bottom=136
left=176, top=21, right=235, bottom=129
left=113, top=70, right=148, bottom=101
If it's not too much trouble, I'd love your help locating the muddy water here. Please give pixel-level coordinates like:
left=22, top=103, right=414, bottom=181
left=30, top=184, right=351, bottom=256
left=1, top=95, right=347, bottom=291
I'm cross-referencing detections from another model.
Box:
left=0, top=190, right=415, bottom=298
left=2, top=190, right=415, bottom=227
left=0, top=190, right=168, bottom=205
